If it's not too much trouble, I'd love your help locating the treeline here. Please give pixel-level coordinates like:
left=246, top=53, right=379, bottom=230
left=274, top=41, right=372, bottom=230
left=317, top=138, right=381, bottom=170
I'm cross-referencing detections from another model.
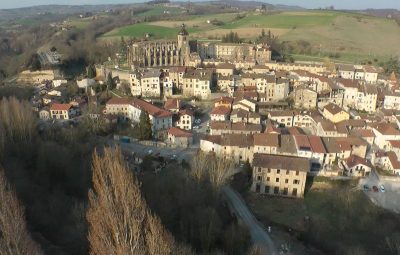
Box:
left=0, top=97, right=255, bottom=255
left=221, top=31, right=242, bottom=43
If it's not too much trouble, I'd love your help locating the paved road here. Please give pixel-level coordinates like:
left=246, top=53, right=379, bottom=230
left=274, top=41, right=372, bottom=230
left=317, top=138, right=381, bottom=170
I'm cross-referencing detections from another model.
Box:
left=222, top=186, right=278, bottom=255
left=359, top=171, right=400, bottom=213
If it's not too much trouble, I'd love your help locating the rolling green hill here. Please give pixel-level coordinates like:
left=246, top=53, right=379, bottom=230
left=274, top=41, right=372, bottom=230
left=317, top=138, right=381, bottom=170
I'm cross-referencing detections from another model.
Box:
left=100, top=8, right=400, bottom=63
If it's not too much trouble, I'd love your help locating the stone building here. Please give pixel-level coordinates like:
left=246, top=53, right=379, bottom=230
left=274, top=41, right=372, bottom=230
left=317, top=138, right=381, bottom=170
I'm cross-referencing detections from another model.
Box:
left=251, top=154, right=309, bottom=198
left=127, top=24, right=272, bottom=68
left=128, top=24, right=191, bottom=68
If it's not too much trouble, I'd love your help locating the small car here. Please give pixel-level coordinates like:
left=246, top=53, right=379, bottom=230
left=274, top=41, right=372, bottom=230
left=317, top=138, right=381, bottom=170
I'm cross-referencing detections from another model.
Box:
left=379, top=184, right=385, bottom=192
left=363, top=185, right=370, bottom=191
left=372, top=186, right=379, bottom=192
left=147, top=149, right=153, bottom=154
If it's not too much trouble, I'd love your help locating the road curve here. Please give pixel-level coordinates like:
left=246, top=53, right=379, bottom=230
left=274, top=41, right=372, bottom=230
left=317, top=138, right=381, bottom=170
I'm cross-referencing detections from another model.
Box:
left=222, top=186, right=278, bottom=255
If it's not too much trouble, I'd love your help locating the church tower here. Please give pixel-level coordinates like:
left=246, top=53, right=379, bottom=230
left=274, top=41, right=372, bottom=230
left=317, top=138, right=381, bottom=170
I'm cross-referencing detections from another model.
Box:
left=177, top=23, right=189, bottom=50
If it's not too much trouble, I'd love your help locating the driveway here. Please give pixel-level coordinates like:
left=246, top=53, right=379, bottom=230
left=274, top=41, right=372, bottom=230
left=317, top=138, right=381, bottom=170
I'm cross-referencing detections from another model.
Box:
left=222, top=186, right=278, bottom=255
left=359, top=171, right=400, bottom=213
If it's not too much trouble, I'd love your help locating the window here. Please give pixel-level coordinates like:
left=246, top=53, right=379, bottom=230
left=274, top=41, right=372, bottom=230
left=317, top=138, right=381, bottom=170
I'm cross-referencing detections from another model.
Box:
left=286, top=170, right=290, bottom=175
left=265, top=186, right=270, bottom=193
left=257, top=176, right=262, bottom=181
left=285, top=179, right=288, bottom=184
left=266, top=177, right=270, bottom=181
left=296, top=171, right=299, bottom=176
left=258, top=167, right=261, bottom=173
left=276, top=178, right=279, bottom=183
left=267, top=169, right=271, bottom=173
left=274, top=187, right=279, bottom=194
left=277, top=169, right=280, bottom=174
left=293, top=179, right=300, bottom=185
left=283, top=188, right=288, bottom=195
left=292, top=188, right=298, bottom=196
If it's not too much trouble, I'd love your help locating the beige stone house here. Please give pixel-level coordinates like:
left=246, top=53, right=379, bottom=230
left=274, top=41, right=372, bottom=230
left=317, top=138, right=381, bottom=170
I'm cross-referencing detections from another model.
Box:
left=182, top=69, right=213, bottom=99
left=294, top=86, right=317, bottom=109
left=251, top=154, right=309, bottom=198
left=322, top=103, right=349, bottom=123
left=200, top=134, right=254, bottom=163
left=50, top=103, right=74, bottom=120
left=167, top=127, right=193, bottom=147
left=175, top=109, right=194, bottom=130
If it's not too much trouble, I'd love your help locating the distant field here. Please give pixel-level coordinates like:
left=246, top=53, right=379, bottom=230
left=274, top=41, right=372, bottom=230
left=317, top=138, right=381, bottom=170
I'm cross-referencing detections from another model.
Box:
left=103, top=23, right=201, bottom=40
left=221, top=11, right=340, bottom=29
left=99, top=7, right=400, bottom=62
left=137, top=6, right=185, bottom=17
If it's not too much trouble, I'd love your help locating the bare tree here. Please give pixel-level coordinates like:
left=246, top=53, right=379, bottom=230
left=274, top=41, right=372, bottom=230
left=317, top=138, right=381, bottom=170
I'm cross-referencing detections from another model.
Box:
left=246, top=245, right=264, bottom=255
left=191, top=152, right=234, bottom=191
left=0, top=97, right=36, bottom=156
left=87, top=147, right=193, bottom=255
left=0, top=168, right=43, bottom=255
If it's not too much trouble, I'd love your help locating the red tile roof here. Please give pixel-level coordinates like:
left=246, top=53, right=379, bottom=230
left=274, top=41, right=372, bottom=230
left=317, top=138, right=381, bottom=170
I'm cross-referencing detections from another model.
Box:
left=164, top=98, right=181, bottom=111
left=210, top=106, right=231, bottom=116
left=389, top=140, right=400, bottom=148
left=168, top=127, right=192, bottom=137
left=179, top=109, right=194, bottom=116
left=253, top=133, right=280, bottom=147
left=106, top=97, right=172, bottom=118
left=106, top=97, right=132, bottom=105
left=324, top=103, right=345, bottom=115
left=133, top=98, right=172, bottom=118
left=50, top=103, right=72, bottom=111
left=345, top=155, right=372, bottom=169
left=294, top=135, right=311, bottom=150
left=388, top=151, right=400, bottom=169
left=308, top=135, right=326, bottom=153
left=373, top=123, right=400, bottom=136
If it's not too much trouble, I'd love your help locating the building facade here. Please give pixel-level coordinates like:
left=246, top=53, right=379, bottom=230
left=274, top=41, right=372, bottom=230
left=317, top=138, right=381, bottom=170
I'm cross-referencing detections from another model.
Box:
left=251, top=154, right=309, bottom=198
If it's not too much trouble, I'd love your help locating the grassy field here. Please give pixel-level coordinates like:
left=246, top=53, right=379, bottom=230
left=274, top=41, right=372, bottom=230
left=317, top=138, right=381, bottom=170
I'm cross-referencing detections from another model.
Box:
left=99, top=7, right=400, bottom=62
left=245, top=178, right=400, bottom=254
left=137, top=6, right=185, bottom=17
left=103, top=23, right=201, bottom=40
left=221, top=11, right=341, bottom=29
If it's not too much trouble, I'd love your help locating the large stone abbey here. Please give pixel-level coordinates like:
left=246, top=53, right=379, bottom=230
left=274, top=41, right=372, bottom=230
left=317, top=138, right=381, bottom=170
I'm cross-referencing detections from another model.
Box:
left=127, top=24, right=271, bottom=68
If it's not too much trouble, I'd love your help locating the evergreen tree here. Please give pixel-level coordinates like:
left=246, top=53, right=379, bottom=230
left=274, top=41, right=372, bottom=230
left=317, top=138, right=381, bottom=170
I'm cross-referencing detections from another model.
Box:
left=382, top=57, right=400, bottom=76
left=106, top=73, right=114, bottom=90
left=87, top=65, right=96, bottom=79
left=27, top=53, right=41, bottom=71
left=139, top=111, right=152, bottom=140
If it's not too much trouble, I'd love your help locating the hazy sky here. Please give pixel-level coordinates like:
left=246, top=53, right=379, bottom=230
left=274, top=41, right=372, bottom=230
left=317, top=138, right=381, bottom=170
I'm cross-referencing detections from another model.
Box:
left=0, top=0, right=400, bottom=10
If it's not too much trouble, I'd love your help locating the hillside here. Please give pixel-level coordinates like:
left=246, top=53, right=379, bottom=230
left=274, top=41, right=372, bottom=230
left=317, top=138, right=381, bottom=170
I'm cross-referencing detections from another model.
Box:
left=102, top=8, right=400, bottom=63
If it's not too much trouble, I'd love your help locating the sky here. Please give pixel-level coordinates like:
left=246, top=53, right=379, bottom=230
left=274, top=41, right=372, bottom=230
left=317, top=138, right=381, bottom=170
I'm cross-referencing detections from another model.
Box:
left=0, top=0, right=400, bottom=10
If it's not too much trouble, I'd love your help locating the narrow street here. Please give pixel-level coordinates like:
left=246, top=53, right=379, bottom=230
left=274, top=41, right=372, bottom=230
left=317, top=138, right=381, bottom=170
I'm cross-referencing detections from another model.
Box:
left=222, top=186, right=278, bottom=255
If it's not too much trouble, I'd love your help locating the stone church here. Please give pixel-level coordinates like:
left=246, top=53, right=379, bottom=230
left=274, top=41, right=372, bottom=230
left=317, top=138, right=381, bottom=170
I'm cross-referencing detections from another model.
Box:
left=127, top=24, right=271, bottom=68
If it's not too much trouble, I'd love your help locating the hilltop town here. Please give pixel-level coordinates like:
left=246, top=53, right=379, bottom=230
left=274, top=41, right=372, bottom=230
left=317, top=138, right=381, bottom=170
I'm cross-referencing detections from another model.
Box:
left=2, top=3, right=400, bottom=255
left=19, top=24, right=400, bottom=200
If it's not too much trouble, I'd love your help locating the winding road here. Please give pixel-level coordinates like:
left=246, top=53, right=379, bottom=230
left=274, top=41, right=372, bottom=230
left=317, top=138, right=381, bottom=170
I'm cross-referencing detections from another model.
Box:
left=222, top=186, right=278, bottom=255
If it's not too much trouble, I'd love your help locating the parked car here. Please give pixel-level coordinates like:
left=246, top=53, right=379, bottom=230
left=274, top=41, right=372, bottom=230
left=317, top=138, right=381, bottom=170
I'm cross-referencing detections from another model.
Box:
left=147, top=149, right=153, bottom=154
left=195, top=119, right=201, bottom=124
left=193, top=125, right=199, bottom=129
left=363, top=185, right=370, bottom=191
left=372, top=186, right=379, bottom=192
left=379, top=184, right=385, bottom=192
